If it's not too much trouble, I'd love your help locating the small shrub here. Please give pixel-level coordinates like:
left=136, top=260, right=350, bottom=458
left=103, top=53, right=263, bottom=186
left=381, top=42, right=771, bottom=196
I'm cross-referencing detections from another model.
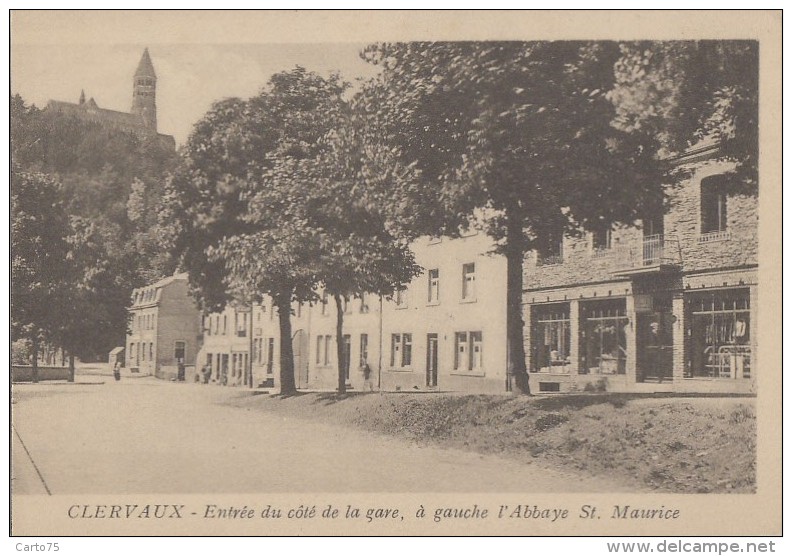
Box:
left=535, top=412, right=568, bottom=432
left=729, top=405, right=755, bottom=424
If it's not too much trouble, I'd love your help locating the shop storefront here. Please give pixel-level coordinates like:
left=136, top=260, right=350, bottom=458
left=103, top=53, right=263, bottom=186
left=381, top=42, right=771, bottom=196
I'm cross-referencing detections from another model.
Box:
left=530, top=303, right=571, bottom=373
left=579, top=299, right=628, bottom=375
left=685, top=288, right=751, bottom=380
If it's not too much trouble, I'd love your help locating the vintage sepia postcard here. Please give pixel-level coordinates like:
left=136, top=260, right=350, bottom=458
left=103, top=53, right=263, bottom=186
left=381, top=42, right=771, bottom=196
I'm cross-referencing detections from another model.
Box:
left=8, top=10, right=782, bottom=539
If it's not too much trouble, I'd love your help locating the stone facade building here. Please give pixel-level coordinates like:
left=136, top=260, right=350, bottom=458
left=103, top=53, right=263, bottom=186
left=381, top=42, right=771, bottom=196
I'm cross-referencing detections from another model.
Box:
left=125, top=273, right=201, bottom=380
left=522, top=145, right=758, bottom=394
left=46, top=48, right=175, bottom=149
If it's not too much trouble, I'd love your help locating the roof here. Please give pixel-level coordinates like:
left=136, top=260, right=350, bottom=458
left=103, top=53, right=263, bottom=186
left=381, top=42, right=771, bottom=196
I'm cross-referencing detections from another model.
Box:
left=150, top=272, right=189, bottom=290
left=47, top=99, right=144, bottom=128
left=109, top=347, right=125, bottom=355
left=134, top=48, right=156, bottom=78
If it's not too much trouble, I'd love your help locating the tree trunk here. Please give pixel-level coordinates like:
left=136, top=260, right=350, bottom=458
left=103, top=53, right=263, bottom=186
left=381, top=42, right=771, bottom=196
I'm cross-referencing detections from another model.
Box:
left=68, top=353, right=75, bottom=383
left=31, top=332, right=39, bottom=384
left=334, top=293, right=346, bottom=394
left=506, top=213, right=530, bottom=395
left=275, top=294, right=297, bottom=395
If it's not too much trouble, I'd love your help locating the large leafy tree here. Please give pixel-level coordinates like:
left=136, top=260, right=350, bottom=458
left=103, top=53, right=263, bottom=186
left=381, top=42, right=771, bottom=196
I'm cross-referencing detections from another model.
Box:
left=608, top=41, right=758, bottom=191
left=165, top=68, right=355, bottom=394
left=11, top=169, right=72, bottom=381
left=357, top=42, right=665, bottom=393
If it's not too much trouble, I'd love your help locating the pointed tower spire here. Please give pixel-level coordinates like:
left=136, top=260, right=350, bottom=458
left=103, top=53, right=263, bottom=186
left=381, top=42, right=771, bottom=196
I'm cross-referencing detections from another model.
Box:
left=131, top=48, right=157, bottom=131
left=79, top=89, right=85, bottom=105
left=134, top=47, right=157, bottom=78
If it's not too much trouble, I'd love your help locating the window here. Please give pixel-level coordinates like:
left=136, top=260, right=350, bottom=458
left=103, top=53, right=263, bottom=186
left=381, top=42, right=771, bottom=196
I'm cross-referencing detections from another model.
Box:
left=428, top=269, right=440, bottom=303
left=360, top=334, right=369, bottom=366
left=149, top=343, right=153, bottom=361
left=296, top=303, right=302, bottom=318
left=592, top=226, right=612, bottom=251
left=686, top=289, right=750, bottom=379
left=462, top=263, right=476, bottom=301
left=343, top=297, right=351, bottom=315
left=129, top=342, right=135, bottom=364
left=321, top=292, right=329, bottom=315
left=324, top=335, right=331, bottom=366
left=395, top=288, right=408, bottom=309
left=471, top=332, right=482, bottom=370
left=390, top=334, right=400, bottom=367
left=581, top=299, right=628, bottom=375
left=174, top=341, right=185, bottom=362
left=266, top=338, right=275, bottom=374
left=390, top=333, right=412, bottom=367
left=537, top=237, right=564, bottom=266
left=360, top=293, right=369, bottom=314
left=342, top=335, right=352, bottom=380
left=316, top=335, right=331, bottom=366
left=701, top=175, right=728, bottom=234
left=141, top=342, right=146, bottom=362
left=222, top=315, right=227, bottom=335
left=402, top=334, right=412, bottom=367
left=237, top=312, right=247, bottom=337
left=455, top=331, right=484, bottom=372
left=531, top=304, right=571, bottom=373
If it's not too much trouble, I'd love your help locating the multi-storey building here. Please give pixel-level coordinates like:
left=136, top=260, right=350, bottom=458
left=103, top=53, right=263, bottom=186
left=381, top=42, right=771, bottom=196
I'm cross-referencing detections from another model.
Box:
left=522, top=145, right=758, bottom=394
left=125, top=273, right=201, bottom=379
left=380, top=232, right=508, bottom=393
left=197, top=305, right=252, bottom=386
left=250, top=233, right=509, bottom=393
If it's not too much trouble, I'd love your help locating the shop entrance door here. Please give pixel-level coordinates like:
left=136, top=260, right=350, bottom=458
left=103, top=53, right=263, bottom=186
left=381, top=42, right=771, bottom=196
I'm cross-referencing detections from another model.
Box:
left=637, top=296, right=673, bottom=382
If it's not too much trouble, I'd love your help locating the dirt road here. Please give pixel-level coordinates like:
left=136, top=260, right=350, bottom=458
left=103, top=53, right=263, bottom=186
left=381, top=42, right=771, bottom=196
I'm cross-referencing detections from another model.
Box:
left=12, top=377, right=629, bottom=494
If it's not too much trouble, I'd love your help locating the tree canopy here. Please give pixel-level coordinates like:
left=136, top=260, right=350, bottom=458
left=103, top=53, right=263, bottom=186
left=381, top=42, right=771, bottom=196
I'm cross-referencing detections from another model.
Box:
left=11, top=94, right=178, bottom=362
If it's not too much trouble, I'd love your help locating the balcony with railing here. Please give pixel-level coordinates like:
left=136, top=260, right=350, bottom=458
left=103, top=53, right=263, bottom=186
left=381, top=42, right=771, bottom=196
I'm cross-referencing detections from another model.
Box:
left=612, top=234, right=682, bottom=277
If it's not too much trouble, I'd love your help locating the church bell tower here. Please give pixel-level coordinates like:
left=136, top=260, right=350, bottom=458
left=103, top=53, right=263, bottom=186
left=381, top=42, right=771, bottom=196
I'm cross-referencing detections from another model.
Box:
left=131, top=48, right=157, bottom=131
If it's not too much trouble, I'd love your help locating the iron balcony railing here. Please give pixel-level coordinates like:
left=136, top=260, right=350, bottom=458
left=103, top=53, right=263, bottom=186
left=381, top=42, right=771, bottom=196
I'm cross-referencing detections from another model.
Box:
left=613, top=234, right=682, bottom=271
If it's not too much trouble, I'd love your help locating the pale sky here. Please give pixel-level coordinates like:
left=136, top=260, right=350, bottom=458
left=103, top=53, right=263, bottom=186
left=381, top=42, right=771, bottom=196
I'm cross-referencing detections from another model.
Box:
left=11, top=42, right=380, bottom=146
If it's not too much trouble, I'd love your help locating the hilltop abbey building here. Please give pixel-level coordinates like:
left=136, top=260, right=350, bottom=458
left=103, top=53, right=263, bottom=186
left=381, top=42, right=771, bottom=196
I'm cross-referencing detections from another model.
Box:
left=46, top=48, right=175, bottom=149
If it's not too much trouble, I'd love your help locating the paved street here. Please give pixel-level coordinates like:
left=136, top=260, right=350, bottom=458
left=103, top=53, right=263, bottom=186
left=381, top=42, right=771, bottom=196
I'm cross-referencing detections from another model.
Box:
left=12, top=375, right=629, bottom=494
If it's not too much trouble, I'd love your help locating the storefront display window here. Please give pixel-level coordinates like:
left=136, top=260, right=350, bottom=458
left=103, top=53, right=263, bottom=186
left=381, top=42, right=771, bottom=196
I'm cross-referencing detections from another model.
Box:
left=580, top=299, right=628, bottom=375
left=686, top=289, right=750, bottom=379
left=531, top=303, right=571, bottom=373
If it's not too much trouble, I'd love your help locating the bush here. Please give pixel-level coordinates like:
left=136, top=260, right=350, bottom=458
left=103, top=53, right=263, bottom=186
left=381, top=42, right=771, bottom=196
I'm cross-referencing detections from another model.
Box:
left=11, top=339, right=31, bottom=365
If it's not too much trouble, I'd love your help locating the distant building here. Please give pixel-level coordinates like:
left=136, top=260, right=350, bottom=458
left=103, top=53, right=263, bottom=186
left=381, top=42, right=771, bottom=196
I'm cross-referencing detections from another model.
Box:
left=197, top=305, right=253, bottom=386
left=46, top=48, right=175, bottom=149
left=126, top=273, right=201, bottom=380
left=522, top=145, right=757, bottom=394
